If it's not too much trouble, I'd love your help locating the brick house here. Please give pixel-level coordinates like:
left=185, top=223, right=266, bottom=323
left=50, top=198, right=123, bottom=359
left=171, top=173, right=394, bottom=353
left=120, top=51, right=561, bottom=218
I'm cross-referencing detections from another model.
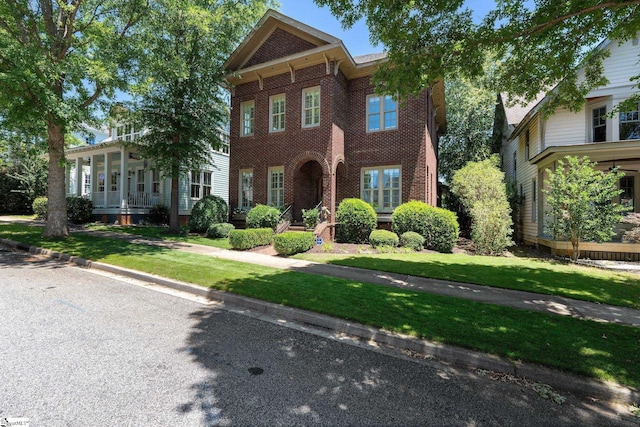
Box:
left=224, top=10, right=445, bottom=225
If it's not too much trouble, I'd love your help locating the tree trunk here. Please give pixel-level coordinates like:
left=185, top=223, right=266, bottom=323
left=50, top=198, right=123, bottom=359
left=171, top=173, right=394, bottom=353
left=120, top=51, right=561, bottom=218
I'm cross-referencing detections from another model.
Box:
left=169, top=172, right=180, bottom=233
left=571, top=237, right=580, bottom=261
left=43, top=121, right=69, bottom=238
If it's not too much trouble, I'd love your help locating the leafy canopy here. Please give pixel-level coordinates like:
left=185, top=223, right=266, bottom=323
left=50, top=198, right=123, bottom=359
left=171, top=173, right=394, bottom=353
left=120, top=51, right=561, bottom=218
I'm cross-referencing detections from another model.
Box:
left=544, top=156, right=628, bottom=260
left=316, top=0, right=640, bottom=111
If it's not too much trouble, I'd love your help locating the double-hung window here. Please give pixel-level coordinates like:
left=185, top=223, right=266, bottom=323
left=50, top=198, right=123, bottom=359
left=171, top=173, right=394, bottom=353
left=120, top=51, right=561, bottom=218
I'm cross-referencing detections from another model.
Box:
left=367, top=95, right=397, bottom=132
left=362, top=166, right=401, bottom=212
left=239, top=169, right=253, bottom=209
left=136, top=169, right=145, bottom=193
left=152, top=169, right=160, bottom=194
left=203, top=172, right=212, bottom=197
left=268, top=167, right=284, bottom=208
left=270, top=94, right=286, bottom=132
left=620, top=103, right=640, bottom=140
left=592, top=106, right=607, bottom=142
left=302, top=87, right=320, bottom=127
left=190, top=170, right=201, bottom=199
left=241, top=100, right=255, bottom=136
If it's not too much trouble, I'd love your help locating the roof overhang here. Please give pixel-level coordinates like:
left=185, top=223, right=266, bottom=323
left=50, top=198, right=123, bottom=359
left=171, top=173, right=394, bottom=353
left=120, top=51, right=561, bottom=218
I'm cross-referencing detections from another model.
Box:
left=530, top=139, right=640, bottom=169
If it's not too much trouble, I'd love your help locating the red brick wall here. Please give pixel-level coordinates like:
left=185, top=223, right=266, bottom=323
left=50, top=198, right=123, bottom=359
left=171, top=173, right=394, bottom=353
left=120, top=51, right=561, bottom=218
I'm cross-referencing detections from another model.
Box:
left=244, top=28, right=318, bottom=68
left=229, top=60, right=439, bottom=219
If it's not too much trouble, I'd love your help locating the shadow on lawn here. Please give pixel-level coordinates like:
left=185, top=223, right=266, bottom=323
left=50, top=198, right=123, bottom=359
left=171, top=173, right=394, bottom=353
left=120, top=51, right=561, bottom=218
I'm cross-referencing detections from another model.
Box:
left=318, top=255, right=640, bottom=309
left=176, top=269, right=639, bottom=425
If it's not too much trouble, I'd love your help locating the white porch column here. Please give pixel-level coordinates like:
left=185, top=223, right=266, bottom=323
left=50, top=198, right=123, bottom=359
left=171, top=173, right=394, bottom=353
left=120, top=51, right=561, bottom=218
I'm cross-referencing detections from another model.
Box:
left=75, top=157, right=82, bottom=197
left=91, top=154, right=97, bottom=202
left=103, top=152, right=110, bottom=208
left=120, top=146, right=128, bottom=208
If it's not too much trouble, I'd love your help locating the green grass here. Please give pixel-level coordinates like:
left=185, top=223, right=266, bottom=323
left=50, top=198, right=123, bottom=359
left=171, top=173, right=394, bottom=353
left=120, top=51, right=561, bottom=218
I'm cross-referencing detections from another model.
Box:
left=1, top=222, right=640, bottom=388
left=84, top=223, right=231, bottom=249
left=293, top=252, right=640, bottom=310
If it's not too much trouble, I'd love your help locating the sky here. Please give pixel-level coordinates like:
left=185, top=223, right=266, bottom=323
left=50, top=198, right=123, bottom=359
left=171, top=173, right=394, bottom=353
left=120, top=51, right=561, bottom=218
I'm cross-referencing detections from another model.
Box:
left=279, top=0, right=497, bottom=57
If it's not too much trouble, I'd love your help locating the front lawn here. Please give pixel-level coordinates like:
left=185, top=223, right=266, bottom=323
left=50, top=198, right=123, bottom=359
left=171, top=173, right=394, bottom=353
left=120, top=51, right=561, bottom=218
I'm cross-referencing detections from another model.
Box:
left=1, top=222, right=640, bottom=388
left=293, top=252, right=640, bottom=310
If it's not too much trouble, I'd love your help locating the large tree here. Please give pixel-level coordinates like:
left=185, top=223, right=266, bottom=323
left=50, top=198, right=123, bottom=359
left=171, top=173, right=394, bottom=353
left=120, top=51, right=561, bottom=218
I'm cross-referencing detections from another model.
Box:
left=0, top=0, right=146, bottom=237
left=544, top=156, right=627, bottom=260
left=129, top=0, right=271, bottom=233
left=316, top=0, right=640, bottom=111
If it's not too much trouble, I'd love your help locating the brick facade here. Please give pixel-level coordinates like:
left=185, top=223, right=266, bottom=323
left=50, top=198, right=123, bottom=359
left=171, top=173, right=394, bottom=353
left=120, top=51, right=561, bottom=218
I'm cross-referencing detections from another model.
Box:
left=227, top=11, right=440, bottom=223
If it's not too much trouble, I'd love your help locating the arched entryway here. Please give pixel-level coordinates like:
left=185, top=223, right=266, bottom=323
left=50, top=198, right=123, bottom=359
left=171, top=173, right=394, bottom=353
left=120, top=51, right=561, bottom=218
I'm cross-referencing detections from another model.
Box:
left=293, top=160, right=324, bottom=222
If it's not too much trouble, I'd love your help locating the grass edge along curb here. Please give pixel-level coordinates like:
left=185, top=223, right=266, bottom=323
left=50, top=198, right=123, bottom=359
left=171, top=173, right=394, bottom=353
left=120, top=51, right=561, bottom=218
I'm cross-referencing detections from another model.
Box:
left=1, top=236, right=639, bottom=406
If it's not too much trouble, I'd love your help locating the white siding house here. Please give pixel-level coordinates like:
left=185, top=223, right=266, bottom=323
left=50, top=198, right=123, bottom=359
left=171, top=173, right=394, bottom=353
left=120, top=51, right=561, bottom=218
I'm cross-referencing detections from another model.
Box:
left=496, top=35, right=640, bottom=260
left=65, top=124, right=230, bottom=224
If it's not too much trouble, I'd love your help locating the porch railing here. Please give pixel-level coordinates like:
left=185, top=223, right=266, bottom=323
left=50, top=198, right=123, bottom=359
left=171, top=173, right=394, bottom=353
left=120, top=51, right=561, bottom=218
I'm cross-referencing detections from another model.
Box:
left=89, top=191, right=161, bottom=209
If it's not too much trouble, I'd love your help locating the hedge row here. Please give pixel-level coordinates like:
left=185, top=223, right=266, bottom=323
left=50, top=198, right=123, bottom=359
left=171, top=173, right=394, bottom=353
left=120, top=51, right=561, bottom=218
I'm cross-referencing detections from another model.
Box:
left=228, top=228, right=274, bottom=250
left=274, top=231, right=315, bottom=255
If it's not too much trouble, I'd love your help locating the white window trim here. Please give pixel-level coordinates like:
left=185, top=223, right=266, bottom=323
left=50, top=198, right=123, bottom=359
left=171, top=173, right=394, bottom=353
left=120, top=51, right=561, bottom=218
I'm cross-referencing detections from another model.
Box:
left=202, top=171, right=212, bottom=197
left=360, top=165, right=402, bottom=213
left=239, top=169, right=253, bottom=209
left=267, top=166, right=285, bottom=208
left=619, top=101, right=640, bottom=141
left=366, top=94, right=398, bottom=133
left=590, top=103, right=608, bottom=143
left=531, top=179, right=537, bottom=223
left=190, top=170, right=201, bottom=200
left=302, top=86, right=321, bottom=128
left=269, top=94, right=286, bottom=133
left=240, top=100, right=255, bottom=137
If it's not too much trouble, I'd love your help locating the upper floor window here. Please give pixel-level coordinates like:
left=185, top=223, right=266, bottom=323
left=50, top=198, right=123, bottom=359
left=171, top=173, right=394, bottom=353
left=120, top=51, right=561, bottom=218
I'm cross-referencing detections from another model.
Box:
left=362, top=166, right=401, bottom=212
left=367, top=95, right=397, bottom=132
left=531, top=179, right=537, bottom=223
left=115, top=124, right=141, bottom=142
left=592, top=106, right=607, bottom=142
left=620, top=103, right=640, bottom=140
left=268, top=167, right=284, bottom=208
left=513, top=151, right=517, bottom=178
left=524, top=130, right=530, bottom=160
left=270, top=94, right=286, bottom=133
left=302, top=87, right=320, bottom=128
left=241, top=101, right=255, bottom=137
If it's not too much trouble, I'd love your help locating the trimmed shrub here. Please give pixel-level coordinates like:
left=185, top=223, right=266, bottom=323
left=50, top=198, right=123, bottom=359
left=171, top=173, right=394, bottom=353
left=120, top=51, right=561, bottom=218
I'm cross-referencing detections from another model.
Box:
left=66, top=196, right=94, bottom=224
left=228, top=228, right=273, bottom=250
left=391, top=200, right=459, bottom=253
left=0, top=172, right=31, bottom=214
left=400, top=231, right=425, bottom=251
left=274, top=231, right=315, bottom=255
left=32, top=197, right=48, bottom=220
left=301, top=208, right=319, bottom=230
left=189, top=195, right=228, bottom=233
left=149, top=204, right=170, bottom=225
left=369, top=229, right=399, bottom=248
left=207, top=222, right=235, bottom=238
left=246, top=204, right=281, bottom=229
left=335, top=198, right=377, bottom=243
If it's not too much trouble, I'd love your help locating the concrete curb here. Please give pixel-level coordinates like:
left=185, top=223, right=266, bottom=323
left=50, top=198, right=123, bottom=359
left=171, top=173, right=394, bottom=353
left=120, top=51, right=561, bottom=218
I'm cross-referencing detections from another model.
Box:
left=2, top=237, right=639, bottom=406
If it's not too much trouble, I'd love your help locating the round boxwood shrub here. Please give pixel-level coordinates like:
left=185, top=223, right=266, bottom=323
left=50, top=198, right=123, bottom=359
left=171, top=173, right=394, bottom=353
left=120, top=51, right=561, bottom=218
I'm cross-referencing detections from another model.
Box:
left=391, top=200, right=459, bottom=253
left=335, top=198, right=377, bottom=243
left=369, top=229, right=399, bottom=248
left=274, top=231, right=315, bottom=255
left=207, top=222, right=235, bottom=238
left=400, top=231, right=425, bottom=251
left=149, top=204, right=170, bottom=225
left=66, top=196, right=94, bottom=224
left=32, top=196, right=48, bottom=220
left=246, top=204, right=280, bottom=229
left=189, top=195, right=228, bottom=233
left=228, top=228, right=274, bottom=250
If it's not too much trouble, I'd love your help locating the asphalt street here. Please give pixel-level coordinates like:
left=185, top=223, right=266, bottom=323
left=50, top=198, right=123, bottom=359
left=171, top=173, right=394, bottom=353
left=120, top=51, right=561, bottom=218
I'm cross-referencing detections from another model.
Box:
left=0, top=247, right=635, bottom=426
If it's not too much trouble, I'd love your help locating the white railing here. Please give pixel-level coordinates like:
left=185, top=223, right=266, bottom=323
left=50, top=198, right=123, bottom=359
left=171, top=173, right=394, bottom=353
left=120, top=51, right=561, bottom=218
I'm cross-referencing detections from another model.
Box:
left=92, top=192, right=105, bottom=208
left=126, top=192, right=161, bottom=208
left=89, top=191, right=161, bottom=209
left=108, top=191, right=120, bottom=207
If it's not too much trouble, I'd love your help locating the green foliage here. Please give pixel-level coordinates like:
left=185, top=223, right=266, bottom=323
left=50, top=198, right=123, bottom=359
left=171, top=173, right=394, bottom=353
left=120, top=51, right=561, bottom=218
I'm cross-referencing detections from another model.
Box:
left=189, top=195, right=229, bottom=233
left=369, top=229, right=399, bottom=248
left=66, top=197, right=94, bottom=224
left=207, top=222, right=235, bottom=238
left=274, top=231, right=316, bottom=255
left=335, top=198, right=377, bottom=243
left=544, top=156, right=628, bottom=260
left=228, top=228, right=274, bottom=250
left=246, top=204, right=281, bottom=229
left=391, top=200, right=459, bottom=253
left=451, top=157, right=513, bottom=255
left=399, top=231, right=425, bottom=251
left=130, top=0, right=270, bottom=232
left=316, top=0, right=638, bottom=113
left=0, top=172, right=32, bottom=214
left=439, top=79, right=496, bottom=184
left=32, top=197, right=48, bottom=220
left=149, top=205, right=170, bottom=225
left=301, top=208, right=319, bottom=229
